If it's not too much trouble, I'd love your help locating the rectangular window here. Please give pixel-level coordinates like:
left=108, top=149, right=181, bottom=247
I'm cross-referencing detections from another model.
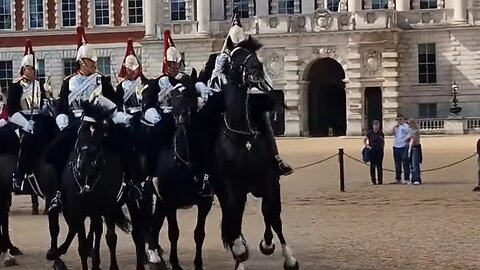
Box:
left=233, top=0, right=250, bottom=18
left=418, top=103, right=437, bottom=118
left=94, top=0, right=110, bottom=25
left=420, top=0, right=437, bottom=9
left=37, top=59, right=46, bottom=85
left=322, top=0, right=340, bottom=11
left=97, top=57, right=111, bottom=76
left=418, top=43, right=436, bottom=84
left=170, top=0, right=186, bottom=21
left=63, top=58, right=76, bottom=76
left=0, top=61, right=13, bottom=92
left=61, top=0, right=76, bottom=27
left=278, top=0, right=294, bottom=14
left=372, top=0, right=388, bottom=9
left=0, top=0, right=12, bottom=30
left=29, top=0, right=44, bottom=28
left=128, top=0, right=143, bottom=24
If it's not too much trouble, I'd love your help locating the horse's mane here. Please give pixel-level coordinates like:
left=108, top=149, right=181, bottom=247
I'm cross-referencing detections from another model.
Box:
left=236, top=36, right=263, bottom=52
left=198, top=53, right=217, bottom=84
left=82, top=101, right=114, bottom=123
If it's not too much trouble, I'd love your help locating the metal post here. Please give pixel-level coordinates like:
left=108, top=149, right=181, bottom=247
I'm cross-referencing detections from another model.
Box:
left=339, top=148, right=345, bottom=192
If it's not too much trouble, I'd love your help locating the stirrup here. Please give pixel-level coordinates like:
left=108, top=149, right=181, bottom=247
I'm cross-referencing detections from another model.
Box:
left=48, top=191, right=63, bottom=213
left=275, top=155, right=294, bottom=176
left=12, top=174, right=25, bottom=192
left=199, top=176, right=214, bottom=198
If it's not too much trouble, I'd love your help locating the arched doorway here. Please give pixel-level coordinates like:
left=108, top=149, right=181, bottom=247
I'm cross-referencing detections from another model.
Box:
left=307, top=58, right=347, bottom=137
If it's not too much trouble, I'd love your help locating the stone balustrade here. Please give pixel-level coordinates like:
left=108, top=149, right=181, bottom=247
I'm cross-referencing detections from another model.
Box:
left=417, top=117, right=480, bottom=135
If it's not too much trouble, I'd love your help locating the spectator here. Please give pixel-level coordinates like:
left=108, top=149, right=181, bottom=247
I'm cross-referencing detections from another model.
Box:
left=363, top=120, right=385, bottom=185
left=391, top=114, right=410, bottom=184
left=473, top=139, right=480, bottom=191
left=405, top=119, right=422, bottom=185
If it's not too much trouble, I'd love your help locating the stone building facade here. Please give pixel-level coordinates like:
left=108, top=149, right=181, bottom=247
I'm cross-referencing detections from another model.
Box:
left=0, top=0, right=478, bottom=136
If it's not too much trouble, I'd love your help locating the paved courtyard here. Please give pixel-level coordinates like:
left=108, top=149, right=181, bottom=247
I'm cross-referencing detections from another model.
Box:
left=6, top=135, right=480, bottom=270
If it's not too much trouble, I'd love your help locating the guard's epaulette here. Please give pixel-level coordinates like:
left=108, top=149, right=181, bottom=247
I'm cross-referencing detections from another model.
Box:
left=63, top=73, right=76, bottom=81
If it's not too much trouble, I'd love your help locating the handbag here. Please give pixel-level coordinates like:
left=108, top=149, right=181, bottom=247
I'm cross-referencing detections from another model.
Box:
left=362, top=147, right=370, bottom=163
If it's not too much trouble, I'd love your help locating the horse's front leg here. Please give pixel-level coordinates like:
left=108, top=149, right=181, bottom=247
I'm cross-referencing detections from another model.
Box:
left=167, top=210, right=182, bottom=270
left=0, top=209, right=21, bottom=256
left=265, top=180, right=298, bottom=270
left=105, top=217, right=119, bottom=270
left=46, top=210, right=61, bottom=260
left=218, top=187, right=248, bottom=264
left=75, top=218, right=89, bottom=270
left=31, top=195, right=39, bottom=215
left=259, top=199, right=275, bottom=256
left=127, top=199, right=147, bottom=270
left=91, top=216, right=103, bottom=270
left=193, top=199, right=213, bottom=270
left=147, top=197, right=166, bottom=266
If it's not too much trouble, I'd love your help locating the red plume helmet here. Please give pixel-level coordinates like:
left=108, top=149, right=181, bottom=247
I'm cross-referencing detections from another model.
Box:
left=162, top=30, right=182, bottom=74
left=76, top=26, right=87, bottom=50
left=118, top=38, right=142, bottom=78
left=24, top=39, right=33, bottom=56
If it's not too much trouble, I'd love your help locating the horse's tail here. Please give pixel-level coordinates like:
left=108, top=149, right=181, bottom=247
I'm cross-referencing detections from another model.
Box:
left=113, top=205, right=131, bottom=234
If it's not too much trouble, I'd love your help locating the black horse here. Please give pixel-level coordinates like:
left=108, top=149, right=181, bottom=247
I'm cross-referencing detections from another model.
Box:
left=213, top=36, right=299, bottom=270
left=0, top=123, right=20, bottom=267
left=146, top=70, right=213, bottom=270
left=52, top=99, right=135, bottom=270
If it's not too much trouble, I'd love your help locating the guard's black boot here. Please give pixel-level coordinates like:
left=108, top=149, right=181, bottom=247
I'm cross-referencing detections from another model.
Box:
left=275, top=155, right=294, bottom=176
left=12, top=173, right=25, bottom=193
left=199, top=174, right=214, bottom=198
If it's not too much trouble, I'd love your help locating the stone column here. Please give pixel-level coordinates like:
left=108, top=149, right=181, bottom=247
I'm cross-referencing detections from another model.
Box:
left=197, top=0, right=210, bottom=36
left=256, top=0, right=270, bottom=15
left=346, top=37, right=363, bottom=136
left=453, top=0, right=467, bottom=23
left=347, top=0, right=362, bottom=11
left=283, top=48, right=302, bottom=136
left=144, top=0, right=156, bottom=38
left=395, top=0, right=409, bottom=11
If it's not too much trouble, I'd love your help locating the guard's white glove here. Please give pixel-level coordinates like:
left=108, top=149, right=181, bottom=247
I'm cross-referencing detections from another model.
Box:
left=197, top=97, right=205, bottom=110
left=195, top=82, right=212, bottom=102
left=0, top=119, right=7, bottom=128
left=144, top=108, right=161, bottom=125
left=10, top=112, right=34, bottom=133
left=55, top=114, right=69, bottom=131
left=112, top=111, right=133, bottom=126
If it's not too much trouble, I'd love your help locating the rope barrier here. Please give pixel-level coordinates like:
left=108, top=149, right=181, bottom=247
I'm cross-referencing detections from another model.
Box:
left=343, top=151, right=477, bottom=173
left=293, top=153, right=338, bottom=170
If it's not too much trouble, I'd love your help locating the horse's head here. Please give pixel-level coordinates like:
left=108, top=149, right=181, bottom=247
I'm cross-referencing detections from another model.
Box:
left=72, top=99, right=115, bottom=193
left=171, top=69, right=198, bottom=127
left=228, top=36, right=273, bottom=93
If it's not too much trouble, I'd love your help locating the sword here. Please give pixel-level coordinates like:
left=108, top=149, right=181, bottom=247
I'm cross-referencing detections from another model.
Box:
left=30, top=50, right=36, bottom=120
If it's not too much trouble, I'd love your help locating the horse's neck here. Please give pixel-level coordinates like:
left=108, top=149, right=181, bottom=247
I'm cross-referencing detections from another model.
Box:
left=173, top=125, right=190, bottom=160
left=224, top=84, right=254, bottom=132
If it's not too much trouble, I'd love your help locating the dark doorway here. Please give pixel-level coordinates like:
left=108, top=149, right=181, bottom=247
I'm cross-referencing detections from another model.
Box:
left=269, top=90, right=285, bottom=136
left=364, top=87, right=383, bottom=131
left=307, top=58, right=347, bottom=137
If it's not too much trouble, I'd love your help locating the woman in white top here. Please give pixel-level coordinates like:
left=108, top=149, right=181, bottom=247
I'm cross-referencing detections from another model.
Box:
left=405, top=119, right=422, bottom=185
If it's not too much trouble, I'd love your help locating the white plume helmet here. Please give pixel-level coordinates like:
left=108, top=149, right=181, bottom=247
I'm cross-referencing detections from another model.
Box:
left=118, top=38, right=141, bottom=78
left=221, top=12, right=247, bottom=53
left=76, top=26, right=98, bottom=62
left=21, top=39, right=38, bottom=70
left=163, top=30, right=182, bottom=63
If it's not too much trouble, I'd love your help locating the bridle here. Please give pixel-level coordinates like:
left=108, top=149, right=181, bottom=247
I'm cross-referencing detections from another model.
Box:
left=70, top=119, right=105, bottom=194
left=172, top=92, right=192, bottom=167
left=224, top=47, right=261, bottom=137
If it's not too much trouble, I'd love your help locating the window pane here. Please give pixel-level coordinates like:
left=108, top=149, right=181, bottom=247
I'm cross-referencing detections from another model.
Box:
left=97, top=57, right=111, bottom=76
left=427, top=73, right=436, bottom=83
left=420, top=0, right=437, bottom=9
left=418, top=54, right=426, bottom=63
left=325, top=0, right=340, bottom=11
left=0, top=0, right=12, bottom=30
left=29, top=0, right=44, bottom=28
left=418, top=43, right=436, bottom=84
left=427, top=53, right=435, bottom=63
left=0, top=61, right=13, bottom=91
left=418, top=74, right=427, bottom=84
left=233, top=0, right=250, bottom=18
left=171, top=0, right=186, bottom=21
left=95, top=0, right=109, bottom=25
left=427, top=63, right=436, bottom=73
left=372, top=0, right=388, bottom=9
left=418, top=64, right=427, bottom=74
left=63, top=58, right=76, bottom=76
left=418, top=44, right=426, bottom=54
left=128, top=0, right=143, bottom=24
left=62, top=0, right=76, bottom=27
left=278, top=0, right=295, bottom=14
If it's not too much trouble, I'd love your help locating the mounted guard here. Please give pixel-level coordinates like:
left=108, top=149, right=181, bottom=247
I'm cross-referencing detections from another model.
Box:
left=195, top=13, right=293, bottom=178
left=115, top=38, right=150, bottom=198
left=49, top=26, right=130, bottom=211
left=142, top=30, right=213, bottom=197
left=10, top=40, right=56, bottom=193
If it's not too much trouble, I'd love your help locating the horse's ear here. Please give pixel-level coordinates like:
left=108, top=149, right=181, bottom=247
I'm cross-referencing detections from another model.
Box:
left=226, top=37, right=234, bottom=51
left=190, top=68, right=197, bottom=81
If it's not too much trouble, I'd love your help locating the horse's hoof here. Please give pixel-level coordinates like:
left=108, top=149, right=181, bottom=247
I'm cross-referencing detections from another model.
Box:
left=46, top=249, right=61, bottom=261
left=259, top=240, right=275, bottom=256
left=4, top=257, right=18, bottom=267
left=473, top=186, right=480, bottom=192
left=43, top=209, right=49, bottom=215
left=233, top=247, right=249, bottom=263
left=172, top=264, right=184, bottom=270
left=9, top=246, right=23, bottom=256
left=284, top=261, right=299, bottom=270
left=32, top=209, right=39, bottom=215
left=53, top=259, right=69, bottom=270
